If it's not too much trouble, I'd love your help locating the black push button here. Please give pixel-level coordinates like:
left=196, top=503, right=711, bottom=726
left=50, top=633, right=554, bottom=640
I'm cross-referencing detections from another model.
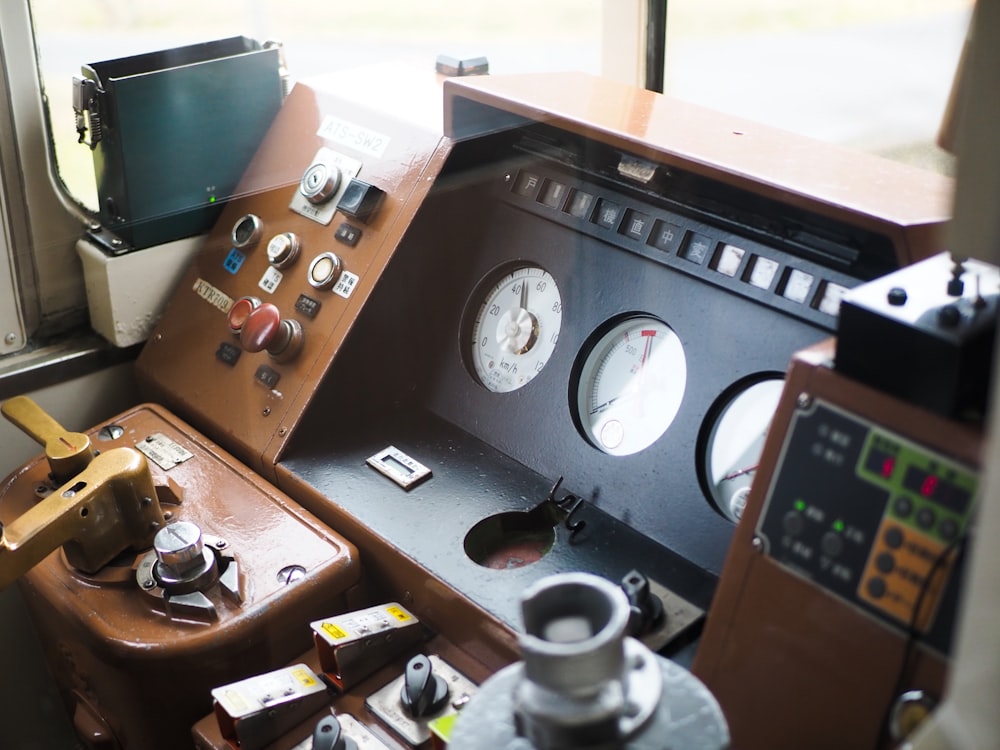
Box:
left=336, top=179, right=385, bottom=224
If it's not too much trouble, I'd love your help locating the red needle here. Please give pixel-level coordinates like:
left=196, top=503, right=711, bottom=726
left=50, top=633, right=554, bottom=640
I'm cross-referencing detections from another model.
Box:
left=723, top=463, right=759, bottom=482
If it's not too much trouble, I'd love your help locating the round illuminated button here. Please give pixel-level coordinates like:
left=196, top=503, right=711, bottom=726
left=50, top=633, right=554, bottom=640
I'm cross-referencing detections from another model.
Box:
left=266, top=232, right=301, bottom=269
left=300, top=162, right=341, bottom=204
left=231, top=214, right=263, bottom=249
left=227, top=296, right=260, bottom=333
left=307, top=252, right=343, bottom=290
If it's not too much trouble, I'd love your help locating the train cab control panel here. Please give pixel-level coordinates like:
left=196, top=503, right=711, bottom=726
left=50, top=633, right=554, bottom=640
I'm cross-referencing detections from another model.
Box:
left=0, top=60, right=966, bottom=750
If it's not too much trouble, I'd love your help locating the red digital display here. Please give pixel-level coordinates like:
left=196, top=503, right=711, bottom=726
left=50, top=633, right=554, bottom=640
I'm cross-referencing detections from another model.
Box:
left=903, top=465, right=971, bottom=515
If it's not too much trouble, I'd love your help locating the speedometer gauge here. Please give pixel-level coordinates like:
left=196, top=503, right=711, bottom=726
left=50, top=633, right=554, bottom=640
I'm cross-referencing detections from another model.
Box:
left=467, top=265, right=563, bottom=393
left=574, top=316, right=687, bottom=456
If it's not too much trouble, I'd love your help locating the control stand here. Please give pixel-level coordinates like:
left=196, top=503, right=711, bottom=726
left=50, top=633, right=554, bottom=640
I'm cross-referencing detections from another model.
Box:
left=0, top=398, right=361, bottom=750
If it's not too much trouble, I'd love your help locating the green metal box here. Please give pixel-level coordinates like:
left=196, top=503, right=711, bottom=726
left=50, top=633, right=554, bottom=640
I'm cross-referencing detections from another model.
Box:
left=77, top=37, right=284, bottom=251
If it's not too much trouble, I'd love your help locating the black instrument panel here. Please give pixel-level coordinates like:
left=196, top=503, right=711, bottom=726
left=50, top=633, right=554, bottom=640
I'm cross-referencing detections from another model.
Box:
left=281, top=123, right=897, bottom=632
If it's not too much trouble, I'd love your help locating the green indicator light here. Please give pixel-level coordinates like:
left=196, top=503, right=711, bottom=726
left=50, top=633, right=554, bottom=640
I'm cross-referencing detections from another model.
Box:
left=834, top=519, right=845, bottom=532
left=794, top=500, right=806, bottom=512
left=209, top=195, right=217, bottom=203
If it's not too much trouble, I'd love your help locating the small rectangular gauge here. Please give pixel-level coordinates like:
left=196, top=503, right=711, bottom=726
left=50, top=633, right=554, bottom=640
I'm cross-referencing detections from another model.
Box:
left=366, top=446, right=432, bottom=490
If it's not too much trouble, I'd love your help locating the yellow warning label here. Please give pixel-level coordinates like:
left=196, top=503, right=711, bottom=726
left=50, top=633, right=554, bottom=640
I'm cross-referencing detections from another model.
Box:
left=322, top=622, right=349, bottom=640
left=386, top=605, right=411, bottom=622
left=291, top=667, right=317, bottom=688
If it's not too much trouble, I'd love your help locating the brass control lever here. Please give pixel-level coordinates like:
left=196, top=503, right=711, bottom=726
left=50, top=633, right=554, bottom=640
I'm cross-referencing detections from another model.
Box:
left=2, top=395, right=95, bottom=481
left=0, top=396, right=165, bottom=589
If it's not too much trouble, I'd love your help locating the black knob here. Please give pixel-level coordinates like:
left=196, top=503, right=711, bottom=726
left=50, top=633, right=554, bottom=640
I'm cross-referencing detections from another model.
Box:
left=620, top=569, right=665, bottom=636
left=887, top=287, right=908, bottom=306
left=312, top=714, right=357, bottom=750
left=400, top=654, right=450, bottom=718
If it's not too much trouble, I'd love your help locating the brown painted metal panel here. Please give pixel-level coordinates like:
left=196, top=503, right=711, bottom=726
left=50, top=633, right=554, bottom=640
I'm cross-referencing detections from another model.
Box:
left=692, top=341, right=981, bottom=749
left=0, top=403, right=361, bottom=750
left=135, top=64, right=452, bottom=479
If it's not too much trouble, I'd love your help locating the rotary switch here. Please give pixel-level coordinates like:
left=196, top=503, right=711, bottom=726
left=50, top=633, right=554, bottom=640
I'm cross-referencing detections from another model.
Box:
left=228, top=297, right=304, bottom=363
left=400, top=654, right=450, bottom=719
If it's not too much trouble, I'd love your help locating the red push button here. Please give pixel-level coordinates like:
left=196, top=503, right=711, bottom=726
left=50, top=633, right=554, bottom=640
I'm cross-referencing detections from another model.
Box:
left=228, top=296, right=260, bottom=333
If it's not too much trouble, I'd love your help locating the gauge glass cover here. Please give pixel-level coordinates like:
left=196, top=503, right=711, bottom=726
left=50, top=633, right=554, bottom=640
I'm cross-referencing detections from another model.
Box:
left=576, top=316, right=687, bottom=456
left=468, top=266, right=563, bottom=393
left=704, top=377, right=785, bottom=522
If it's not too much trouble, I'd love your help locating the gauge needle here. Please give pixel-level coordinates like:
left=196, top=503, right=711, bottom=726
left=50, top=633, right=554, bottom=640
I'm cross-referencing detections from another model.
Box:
left=722, top=463, right=759, bottom=482
left=632, top=331, right=654, bottom=413
left=519, top=278, right=529, bottom=312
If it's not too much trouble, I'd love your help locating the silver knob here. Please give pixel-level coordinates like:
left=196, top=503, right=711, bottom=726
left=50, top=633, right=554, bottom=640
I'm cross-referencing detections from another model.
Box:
left=154, top=521, right=204, bottom=576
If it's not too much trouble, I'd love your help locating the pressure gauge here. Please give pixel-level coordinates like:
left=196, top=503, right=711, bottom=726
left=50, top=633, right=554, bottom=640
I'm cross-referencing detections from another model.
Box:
left=701, top=376, right=785, bottom=522
left=467, top=265, right=563, bottom=393
left=574, top=316, right=687, bottom=456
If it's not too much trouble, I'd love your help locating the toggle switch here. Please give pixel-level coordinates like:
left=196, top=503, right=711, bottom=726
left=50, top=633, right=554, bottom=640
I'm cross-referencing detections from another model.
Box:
left=239, top=302, right=304, bottom=363
left=400, top=654, right=450, bottom=719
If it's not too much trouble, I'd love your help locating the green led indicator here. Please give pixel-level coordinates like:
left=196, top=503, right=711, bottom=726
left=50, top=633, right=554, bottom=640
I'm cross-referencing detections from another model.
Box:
left=833, top=519, right=845, bottom=532
left=794, top=499, right=806, bottom=512
left=209, top=195, right=217, bottom=203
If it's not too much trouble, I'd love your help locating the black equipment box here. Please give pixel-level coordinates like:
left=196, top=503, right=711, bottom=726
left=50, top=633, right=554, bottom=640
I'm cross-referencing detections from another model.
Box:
left=835, top=252, right=999, bottom=421
left=75, top=36, right=284, bottom=251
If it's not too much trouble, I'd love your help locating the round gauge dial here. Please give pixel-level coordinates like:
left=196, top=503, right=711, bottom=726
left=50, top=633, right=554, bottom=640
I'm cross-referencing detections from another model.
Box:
left=468, top=266, right=563, bottom=393
left=575, top=316, right=687, bottom=456
left=702, top=376, right=785, bottom=522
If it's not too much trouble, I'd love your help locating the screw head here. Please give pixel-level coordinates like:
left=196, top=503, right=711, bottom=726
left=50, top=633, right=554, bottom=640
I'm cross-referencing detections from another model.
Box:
left=276, top=565, right=306, bottom=584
